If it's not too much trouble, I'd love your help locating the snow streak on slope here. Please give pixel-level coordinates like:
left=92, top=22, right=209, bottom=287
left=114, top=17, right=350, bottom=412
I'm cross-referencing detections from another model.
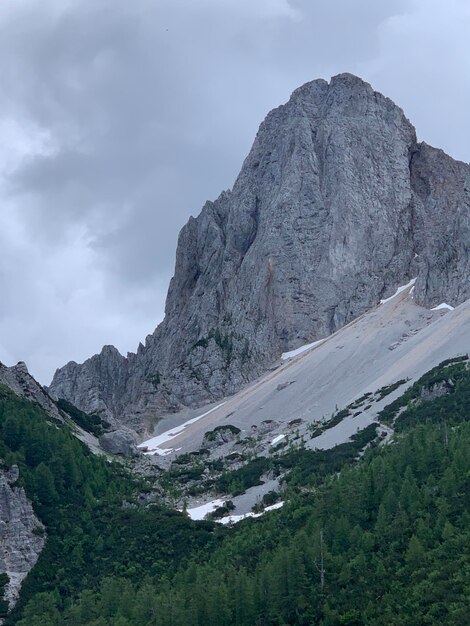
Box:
left=271, top=434, right=285, bottom=446
left=380, top=278, right=416, bottom=304
left=281, top=339, right=325, bottom=360
left=139, top=403, right=226, bottom=455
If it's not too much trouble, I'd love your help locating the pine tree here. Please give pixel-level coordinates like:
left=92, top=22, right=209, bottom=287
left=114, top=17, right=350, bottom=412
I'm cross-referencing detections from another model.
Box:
left=405, top=535, right=426, bottom=569
left=34, top=463, right=59, bottom=506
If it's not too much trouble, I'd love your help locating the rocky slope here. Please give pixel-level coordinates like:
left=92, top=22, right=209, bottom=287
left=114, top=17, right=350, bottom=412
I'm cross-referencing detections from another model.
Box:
left=0, top=362, right=63, bottom=423
left=140, top=286, right=470, bottom=458
left=49, top=73, right=470, bottom=428
left=0, top=465, right=45, bottom=614
left=0, top=361, right=119, bottom=456
left=138, top=289, right=469, bottom=521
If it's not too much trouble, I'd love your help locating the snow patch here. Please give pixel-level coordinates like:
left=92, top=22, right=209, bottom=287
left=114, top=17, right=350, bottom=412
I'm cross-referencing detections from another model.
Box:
left=264, top=501, right=284, bottom=512
left=185, top=498, right=284, bottom=523
left=147, top=447, right=173, bottom=457
left=270, top=434, right=285, bottom=446
left=185, top=499, right=226, bottom=521
left=431, top=303, right=454, bottom=311
left=218, top=501, right=284, bottom=525
left=139, top=402, right=226, bottom=455
left=281, top=339, right=325, bottom=361
left=380, top=278, right=416, bottom=305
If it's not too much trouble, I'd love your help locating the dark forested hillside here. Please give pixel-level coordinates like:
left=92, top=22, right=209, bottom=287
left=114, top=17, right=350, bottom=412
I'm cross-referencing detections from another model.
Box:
left=0, top=385, right=223, bottom=625
left=4, top=358, right=468, bottom=625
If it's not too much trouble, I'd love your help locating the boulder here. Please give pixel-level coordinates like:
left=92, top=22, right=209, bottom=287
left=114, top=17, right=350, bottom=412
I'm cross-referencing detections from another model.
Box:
left=99, top=428, right=139, bottom=457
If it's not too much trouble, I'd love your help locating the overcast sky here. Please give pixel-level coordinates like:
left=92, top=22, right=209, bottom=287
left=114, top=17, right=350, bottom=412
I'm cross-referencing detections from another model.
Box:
left=1, top=0, right=469, bottom=385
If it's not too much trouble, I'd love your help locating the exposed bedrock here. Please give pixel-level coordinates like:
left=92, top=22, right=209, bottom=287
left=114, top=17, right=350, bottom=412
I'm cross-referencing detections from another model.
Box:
left=49, top=74, right=470, bottom=427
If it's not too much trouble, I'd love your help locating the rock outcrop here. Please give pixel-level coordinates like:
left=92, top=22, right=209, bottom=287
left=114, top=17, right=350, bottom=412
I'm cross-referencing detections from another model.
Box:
left=0, top=362, right=62, bottom=422
left=99, top=428, right=139, bottom=457
left=0, top=362, right=114, bottom=456
left=0, top=465, right=45, bottom=613
left=202, top=425, right=241, bottom=450
left=48, top=346, right=126, bottom=425
left=49, top=73, right=470, bottom=428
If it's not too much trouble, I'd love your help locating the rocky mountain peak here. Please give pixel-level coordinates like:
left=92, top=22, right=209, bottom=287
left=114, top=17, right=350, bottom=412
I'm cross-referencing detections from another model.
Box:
left=49, top=74, right=470, bottom=429
left=13, top=361, right=29, bottom=375
left=101, top=345, right=123, bottom=358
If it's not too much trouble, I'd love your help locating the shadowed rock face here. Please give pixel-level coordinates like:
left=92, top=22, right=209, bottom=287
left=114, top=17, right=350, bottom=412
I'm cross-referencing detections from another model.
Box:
left=0, top=466, right=45, bottom=612
left=49, top=73, right=470, bottom=428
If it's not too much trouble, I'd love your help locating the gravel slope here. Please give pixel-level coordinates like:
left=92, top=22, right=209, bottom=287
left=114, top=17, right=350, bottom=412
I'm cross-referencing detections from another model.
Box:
left=141, top=285, right=469, bottom=456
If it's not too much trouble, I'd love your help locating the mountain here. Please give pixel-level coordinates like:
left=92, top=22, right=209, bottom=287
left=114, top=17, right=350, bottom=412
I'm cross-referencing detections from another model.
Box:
left=49, top=73, right=470, bottom=428
left=3, top=72, right=470, bottom=625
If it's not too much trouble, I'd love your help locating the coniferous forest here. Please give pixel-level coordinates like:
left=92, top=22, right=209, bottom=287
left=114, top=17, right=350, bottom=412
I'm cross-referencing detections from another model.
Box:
left=1, top=358, right=470, bottom=625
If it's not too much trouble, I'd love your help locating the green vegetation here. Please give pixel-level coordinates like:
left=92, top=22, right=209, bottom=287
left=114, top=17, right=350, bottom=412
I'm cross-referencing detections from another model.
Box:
left=278, top=423, right=379, bottom=487
left=252, top=490, right=281, bottom=513
left=4, top=355, right=470, bottom=625
left=203, top=424, right=241, bottom=442
left=350, top=391, right=372, bottom=408
left=27, top=358, right=469, bottom=626
left=207, top=500, right=236, bottom=520
left=145, top=371, right=161, bottom=388
left=378, top=355, right=468, bottom=425
left=0, top=384, right=223, bottom=625
left=213, top=422, right=379, bottom=498
left=376, top=378, right=407, bottom=400
left=324, top=407, right=351, bottom=428
left=56, top=398, right=109, bottom=436
left=217, top=456, right=270, bottom=495
left=172, top=450, right=208, bottom=465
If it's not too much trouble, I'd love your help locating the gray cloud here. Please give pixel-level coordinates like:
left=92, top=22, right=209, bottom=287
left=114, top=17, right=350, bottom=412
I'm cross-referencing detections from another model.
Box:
left=1, top=0, right=469, bottom=383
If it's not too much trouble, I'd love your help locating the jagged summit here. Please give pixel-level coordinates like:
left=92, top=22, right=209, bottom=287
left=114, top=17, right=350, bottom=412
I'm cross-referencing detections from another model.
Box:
left=49, top=74, right=470, bottom=428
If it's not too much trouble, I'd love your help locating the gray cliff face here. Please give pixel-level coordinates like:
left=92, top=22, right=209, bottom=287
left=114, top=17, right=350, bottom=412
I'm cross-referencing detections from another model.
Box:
left=409, top=143, right=470, bottom=306
left=0, top=465, right=45, bottom=613
left=49, top=74, right=470, bottom=428
left=48, top=346, right=127, bottom=425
